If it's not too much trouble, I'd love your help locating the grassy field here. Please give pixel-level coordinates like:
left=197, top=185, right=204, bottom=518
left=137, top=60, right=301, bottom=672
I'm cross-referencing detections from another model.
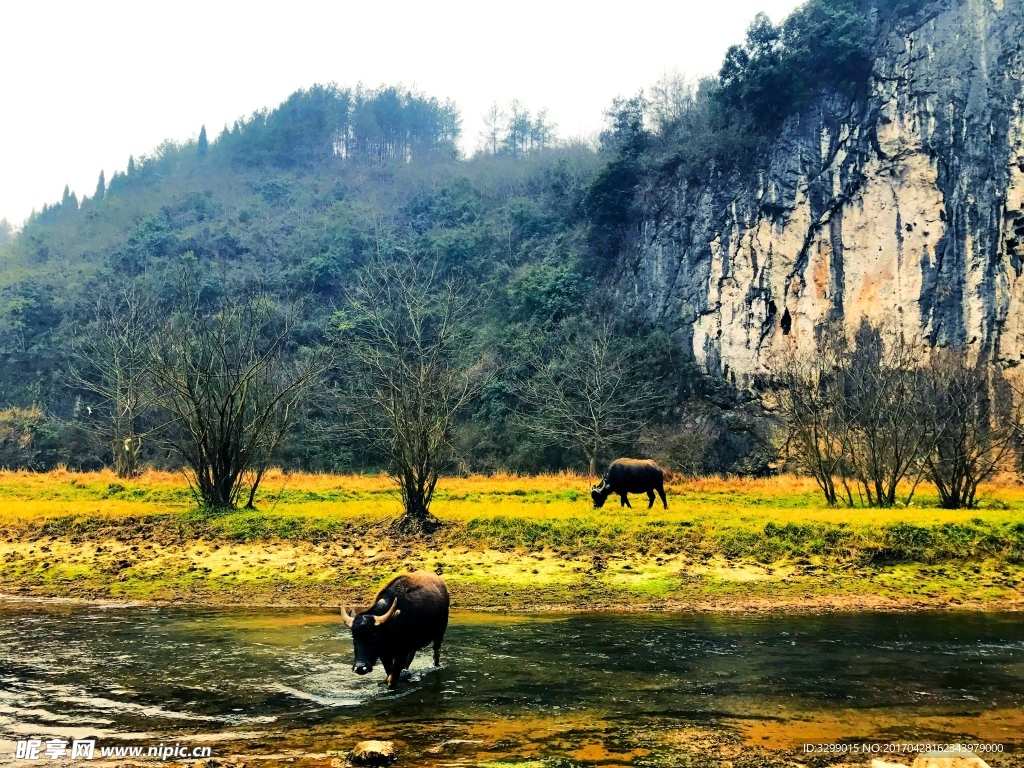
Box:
left=1, top=468, right=1023, bottom=610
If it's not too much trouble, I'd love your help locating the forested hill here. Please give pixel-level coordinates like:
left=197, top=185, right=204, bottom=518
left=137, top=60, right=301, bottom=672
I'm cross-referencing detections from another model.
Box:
left=0, top=0, right=950, bottom=476
left=0, top=83, right=697, bottom=475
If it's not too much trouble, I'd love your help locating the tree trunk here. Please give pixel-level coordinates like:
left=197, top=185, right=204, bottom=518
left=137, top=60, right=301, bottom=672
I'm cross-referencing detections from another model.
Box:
left=393, top=474, right=442, bottom=535
left=244, top=468, right=267, bottom=509
left=406, top=494, right=429, bottom=520
left=114, top=435, right=139, bottom=479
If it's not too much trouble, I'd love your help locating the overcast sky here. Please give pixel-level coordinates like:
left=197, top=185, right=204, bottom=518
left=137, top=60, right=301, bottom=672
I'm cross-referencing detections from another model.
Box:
left=0, top=0, right=803, bottom=227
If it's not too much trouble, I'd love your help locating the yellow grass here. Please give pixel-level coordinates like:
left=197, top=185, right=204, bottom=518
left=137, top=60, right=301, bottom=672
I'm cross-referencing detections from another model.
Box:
left=1, top=468, right=1023, bottom=530
left=1, top=469, right=1022, bottom=609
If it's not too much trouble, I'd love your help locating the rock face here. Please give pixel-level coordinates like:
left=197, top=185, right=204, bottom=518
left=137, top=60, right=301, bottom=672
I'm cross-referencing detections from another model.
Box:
left=623, top=0, right=1024, bottom=384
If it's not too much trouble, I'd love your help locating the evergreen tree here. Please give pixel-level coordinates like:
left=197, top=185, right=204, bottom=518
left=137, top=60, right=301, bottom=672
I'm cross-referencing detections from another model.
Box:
left=127, top=155, right=136, bottom=176
left=57, top=185, right=79, bottom=217
left=502, top=100, right=532, bottom=158
left=197, top=125, right=208, bottom=159
left=94, top=171, right=106, bottom=202
left=107, top=170, right=125, bottom=196
left=479, top=102, right=505, bottom=156
left=531, top=109, right=556, bottom=151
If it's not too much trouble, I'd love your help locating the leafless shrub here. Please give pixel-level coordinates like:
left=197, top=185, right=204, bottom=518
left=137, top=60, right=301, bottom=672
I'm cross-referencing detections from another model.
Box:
left=771, top=324, right=849, bottom=505
left=920, top=349, right=1022, bottom=509
left=772, top=317, right=1024, bottom=509
left=517, top=319, right=666, bottom=476
left=150, top=283, right=328, bottom=509
left=67, top=282, right=157, bottom=478
left=837, top=322, right=932, bottom=508
left=334, top=255, right=486, bottom=532
left=638, top=407, right=719, bottom=478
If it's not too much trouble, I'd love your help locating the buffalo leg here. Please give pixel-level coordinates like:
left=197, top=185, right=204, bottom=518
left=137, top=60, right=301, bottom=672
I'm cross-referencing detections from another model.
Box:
left=404, top=649, right=416, bottom=671
left=647, top=489, right=656, bottom=509
left=382, top=656, right=397, bottom=689
left=620, top=493, right=631, bottom=508
left=432, top=635, right=444, bottom=666
left=657, top=483, right=668, bottom=509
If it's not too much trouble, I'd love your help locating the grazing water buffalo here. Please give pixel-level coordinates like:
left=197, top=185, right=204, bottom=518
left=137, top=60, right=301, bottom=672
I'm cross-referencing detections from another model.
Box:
left=341, top=571, right=449, bottom=689
left=591, top=458, right=668, bottom=509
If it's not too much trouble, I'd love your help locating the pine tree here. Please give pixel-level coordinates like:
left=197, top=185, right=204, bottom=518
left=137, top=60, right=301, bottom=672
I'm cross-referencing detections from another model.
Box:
left=479, top=102, right=505, bottom=156
left=531, top=109, right=556, bottom=152
left=94, top=171, right=106, bottom=202
left=197, top=125, right=208, bottom=159
left=502, top=100, right=532, bottom=158
left=127, top=155, right=136, bottom=176
left=105, top=170, right=124, bottom=197
left=59, top=186, right=78, bottom=216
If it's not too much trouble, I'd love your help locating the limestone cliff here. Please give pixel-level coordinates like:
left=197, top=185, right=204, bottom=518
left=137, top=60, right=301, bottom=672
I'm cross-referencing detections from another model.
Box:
left=623, top=0, right=1024, bottom=384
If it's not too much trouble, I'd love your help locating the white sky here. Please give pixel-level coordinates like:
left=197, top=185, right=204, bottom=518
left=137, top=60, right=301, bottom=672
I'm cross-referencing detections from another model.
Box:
left=0, top=0, right=803, bottom=227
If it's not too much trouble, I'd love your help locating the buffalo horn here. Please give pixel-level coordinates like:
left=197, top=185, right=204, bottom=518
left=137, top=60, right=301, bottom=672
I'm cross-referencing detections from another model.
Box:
left=374, top=598, right=400, bottom=626
left=340, top=605, right=355, bottom=628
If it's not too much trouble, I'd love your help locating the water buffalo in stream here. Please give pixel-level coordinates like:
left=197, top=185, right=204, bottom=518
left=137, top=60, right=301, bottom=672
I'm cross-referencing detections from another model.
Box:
left=341, top=571, right=449, bottom=689
left=591, top=458, right=668, bottom=509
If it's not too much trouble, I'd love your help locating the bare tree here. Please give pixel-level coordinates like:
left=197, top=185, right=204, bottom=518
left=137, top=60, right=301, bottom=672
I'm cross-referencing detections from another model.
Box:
left=518, top=320, right=666, bottom=476
left=335, top=256, right=483, bottom=532
left=838, top=322, right=932, bottom=507
left=771, top=326, right=850, bottom=506
left=150, top=285, right=328, bottom=509
left=921, top=349, right=1021, bottom=509
left=773, top=317, right=1022, bottom=509
left=647, top=68, right=697, bottom=133
left=68, top=282, right=156, bottom=477
left=638, top=407, right=718, bottom=478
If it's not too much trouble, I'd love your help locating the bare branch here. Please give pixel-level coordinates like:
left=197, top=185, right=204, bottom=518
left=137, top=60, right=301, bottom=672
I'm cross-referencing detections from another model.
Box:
left=334, top=254, right=485, bottom=529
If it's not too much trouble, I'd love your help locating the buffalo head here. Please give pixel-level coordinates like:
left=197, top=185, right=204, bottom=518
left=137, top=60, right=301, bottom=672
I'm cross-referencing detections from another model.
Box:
left=591, top=483, right=610, bottom=509
left=341, top=599, right=400, bottom=675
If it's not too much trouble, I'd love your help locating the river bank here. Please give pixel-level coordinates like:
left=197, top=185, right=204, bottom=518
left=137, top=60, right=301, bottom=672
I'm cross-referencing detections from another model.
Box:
left=3, top=524, right=1024, bottom=613
left=1, top=469, right=1023, bottom=611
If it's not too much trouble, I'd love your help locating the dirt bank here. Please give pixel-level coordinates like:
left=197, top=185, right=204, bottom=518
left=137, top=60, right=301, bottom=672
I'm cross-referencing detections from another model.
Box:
left=2, top=533, right=1023, bottom=612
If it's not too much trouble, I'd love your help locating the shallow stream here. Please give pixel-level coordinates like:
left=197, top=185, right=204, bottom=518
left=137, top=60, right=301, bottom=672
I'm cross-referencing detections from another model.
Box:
left=1, top=604, right=1022, bottom=765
